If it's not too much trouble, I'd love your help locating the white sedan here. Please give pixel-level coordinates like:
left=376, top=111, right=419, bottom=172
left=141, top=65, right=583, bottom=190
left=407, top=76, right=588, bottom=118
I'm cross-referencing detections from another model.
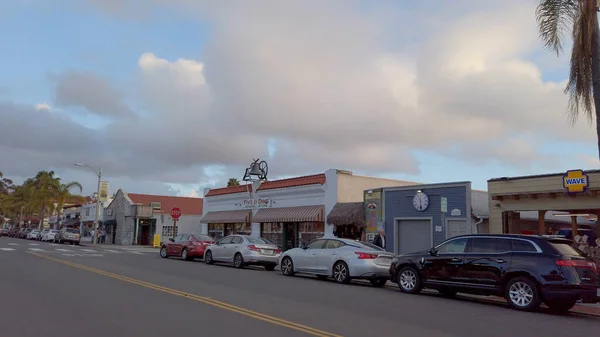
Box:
left=279, top=238, right=395, bottom=286
left=41, top=229, right=60, bottom=242
left=27, top=229, right=41, bottom=240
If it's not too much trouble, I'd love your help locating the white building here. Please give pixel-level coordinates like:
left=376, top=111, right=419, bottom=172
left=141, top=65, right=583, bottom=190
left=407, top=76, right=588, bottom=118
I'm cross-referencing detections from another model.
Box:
left=201, top=169, right=416, bottom=250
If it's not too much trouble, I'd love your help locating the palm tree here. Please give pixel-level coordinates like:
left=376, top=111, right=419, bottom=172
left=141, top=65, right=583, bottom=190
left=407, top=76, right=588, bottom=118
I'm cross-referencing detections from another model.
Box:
left=11, top=183, right=39, bottom=226
left=31, top=171, right=60, bottom=229
left=54, top=181, right=84, bottom=229
left=227, top=178, right=241, bottom=187
left=536, top=0, right=600, bottom=158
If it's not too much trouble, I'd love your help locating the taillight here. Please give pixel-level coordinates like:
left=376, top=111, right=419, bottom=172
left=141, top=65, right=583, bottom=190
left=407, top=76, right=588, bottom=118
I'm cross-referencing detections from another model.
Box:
left=274, top=249, right=281, bottom=254
left=355, top=252, right=378, bottom=259
left=555, top=259, right=597, bottom=270
left=248, top=245, right=260, bottom=252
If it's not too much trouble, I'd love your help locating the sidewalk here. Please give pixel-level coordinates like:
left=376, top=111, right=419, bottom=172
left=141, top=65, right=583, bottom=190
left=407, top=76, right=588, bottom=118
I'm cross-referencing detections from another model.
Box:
left=79, top=238, right=159, bottom=253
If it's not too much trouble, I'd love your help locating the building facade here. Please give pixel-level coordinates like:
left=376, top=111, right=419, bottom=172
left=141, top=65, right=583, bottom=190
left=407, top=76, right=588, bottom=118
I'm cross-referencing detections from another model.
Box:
left=201, top=169, right=415, bottom=251
left=371, top=181, right=488, bottom=254
left=488, top=169, right=600, bottom=236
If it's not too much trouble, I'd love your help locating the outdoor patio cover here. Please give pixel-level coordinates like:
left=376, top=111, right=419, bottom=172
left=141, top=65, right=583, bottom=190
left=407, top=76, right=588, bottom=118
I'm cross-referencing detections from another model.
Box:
left=252, top=205, right=324, bottom=223
left=200, top=210, right=251, bottom=224
left=326, top=202, right=365, bottom=227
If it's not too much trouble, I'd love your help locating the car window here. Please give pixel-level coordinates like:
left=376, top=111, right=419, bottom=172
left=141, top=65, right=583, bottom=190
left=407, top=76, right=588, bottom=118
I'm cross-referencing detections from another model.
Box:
left=306, top=239, right=326, bottom=249
left=178, top=234, right=190, bottom=242
left=219, top=236, right=233, bottom=244
left=325, top=240, right=344, bottom=249
left=437, top=238, right=468, bottom=254
left=550, top=242, right=586, bottom=257
left=467, top=238, right=511, bottom=253
left=247, top=237, right=274, bottom=245
left=353, top=241, right=385, bottom=251
left=231, top=236, right=243, bottom=244
left=65, top=228, right=78, bottom=234
left=511, top=239, right=538, bottom=252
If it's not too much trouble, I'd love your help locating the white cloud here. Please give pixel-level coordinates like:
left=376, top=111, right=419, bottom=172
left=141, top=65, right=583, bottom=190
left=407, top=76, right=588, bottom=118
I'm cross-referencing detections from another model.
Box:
left=35, top=103, right=51, bottom=111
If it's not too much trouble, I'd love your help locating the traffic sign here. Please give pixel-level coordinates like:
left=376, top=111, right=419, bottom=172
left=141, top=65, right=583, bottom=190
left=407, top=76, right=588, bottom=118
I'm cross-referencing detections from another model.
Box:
left=170, top=207, right=182, bottom=219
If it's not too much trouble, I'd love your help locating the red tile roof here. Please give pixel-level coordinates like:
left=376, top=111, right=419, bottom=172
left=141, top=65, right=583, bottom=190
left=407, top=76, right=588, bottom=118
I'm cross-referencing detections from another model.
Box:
left=204, top=184, right=253, bottom=197
left=204, top=173, right=326, bottom=197
left=127, top=193, right=203, bottom=215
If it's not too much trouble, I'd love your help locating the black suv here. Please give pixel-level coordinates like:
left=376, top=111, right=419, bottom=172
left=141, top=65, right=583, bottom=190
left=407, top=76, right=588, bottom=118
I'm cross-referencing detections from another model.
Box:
left=389, top=234, right=599, bottom=312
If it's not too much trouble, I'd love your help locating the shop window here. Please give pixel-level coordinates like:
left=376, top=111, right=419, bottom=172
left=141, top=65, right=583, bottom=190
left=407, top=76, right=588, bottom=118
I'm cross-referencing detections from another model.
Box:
left=161, top=226, right=178, bottom=238
left=208, top=223, right=225, bottom=240
left=298, top=222, right=325, bottom=245
left=230, top=223, right=251, bottom=236
left=261, top=223, right=283, bottom=248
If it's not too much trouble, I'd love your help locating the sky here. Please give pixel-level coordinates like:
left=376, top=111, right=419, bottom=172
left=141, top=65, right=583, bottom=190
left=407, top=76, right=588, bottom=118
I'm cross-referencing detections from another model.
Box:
left=0, top=0, right=598, bottom=198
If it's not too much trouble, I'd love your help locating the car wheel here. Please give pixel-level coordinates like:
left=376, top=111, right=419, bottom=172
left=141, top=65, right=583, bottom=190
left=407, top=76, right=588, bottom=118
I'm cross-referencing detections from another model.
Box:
left=264, top=264, right=276, bottom=271
left=546, top=300, right=577, bottom=314
left=280, top=257, right=295, bottom=276
left=181, top=248, right=191, bottom=261
left=332, top=261, right=351, bottom=284
left=204, top=250, right=214, bottom=264
left=160, top=246, right=168, bottom=258
left=438, top=288, right=458, bottom=298
left=233, top=253, right=244, bottom=269
left=397, top=266, right=422, bottom=294
left=505, top=276, right=541, bottom=311
left=370, top=278, right=387, bottom=287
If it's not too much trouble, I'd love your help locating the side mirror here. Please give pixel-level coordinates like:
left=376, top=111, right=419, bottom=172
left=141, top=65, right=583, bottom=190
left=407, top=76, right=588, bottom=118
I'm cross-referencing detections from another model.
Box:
left=300, top=243, right=307, bottom=249
left=168, top=238, right=174, bottom=242
left=428, top=247, right=438, bottom=256
left=215, top=241, right=220, bottom=245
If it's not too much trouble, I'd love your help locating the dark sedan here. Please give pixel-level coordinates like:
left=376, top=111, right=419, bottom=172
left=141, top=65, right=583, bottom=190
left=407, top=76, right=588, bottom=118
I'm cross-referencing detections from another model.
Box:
left=389, top=234, right=599, bottom=312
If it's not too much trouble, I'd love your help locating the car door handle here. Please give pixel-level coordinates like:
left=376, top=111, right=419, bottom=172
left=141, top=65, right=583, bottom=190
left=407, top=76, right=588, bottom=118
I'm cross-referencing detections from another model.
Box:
left=496, top=259, right=506, bottom=263
left=451, top=258, right=462, bottom=262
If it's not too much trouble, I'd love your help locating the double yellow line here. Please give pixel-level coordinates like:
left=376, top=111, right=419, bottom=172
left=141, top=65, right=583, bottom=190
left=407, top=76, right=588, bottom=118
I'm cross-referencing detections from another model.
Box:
left=28, top=252, right=342, bottom=337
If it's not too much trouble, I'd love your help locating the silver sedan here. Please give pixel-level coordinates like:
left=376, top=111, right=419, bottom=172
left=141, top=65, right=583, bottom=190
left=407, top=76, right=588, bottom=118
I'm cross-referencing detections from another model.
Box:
left=204, top=235, right=281, bottom=271
left=279, top=238, right=395, bottom=286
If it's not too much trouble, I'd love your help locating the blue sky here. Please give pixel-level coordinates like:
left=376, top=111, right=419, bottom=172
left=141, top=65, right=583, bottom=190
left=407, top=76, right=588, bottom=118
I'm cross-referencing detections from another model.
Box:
left=0, top=0, right=598, bottom=196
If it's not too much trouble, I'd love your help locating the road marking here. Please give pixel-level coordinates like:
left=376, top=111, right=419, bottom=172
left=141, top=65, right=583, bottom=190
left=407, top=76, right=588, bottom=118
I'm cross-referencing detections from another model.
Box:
left=29, top=243, right=40, bottom=246
left=55, top=249, right=72, bottom=252
left=8, top=243, right=18, bottom=246
left=28, top=252, right=342, bottom=337
left=128, top=251, right=144, bottom=255
left=0, top=248, right=16, bottom=251
left=80, top=249, right=98, bottom=253
left=103, top=250, right=122, bottom=253
left=28, top=248, right=45, bottom=251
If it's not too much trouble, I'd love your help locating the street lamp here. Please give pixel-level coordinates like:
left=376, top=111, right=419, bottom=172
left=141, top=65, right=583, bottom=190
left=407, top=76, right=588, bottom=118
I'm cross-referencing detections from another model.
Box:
left=75, top=163, right=102, bottom=245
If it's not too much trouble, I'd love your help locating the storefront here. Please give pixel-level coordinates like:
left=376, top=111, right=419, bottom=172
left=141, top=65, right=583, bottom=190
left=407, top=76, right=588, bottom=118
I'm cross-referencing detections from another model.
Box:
left=488, top=169, right=600, bottom=237
left=327, top=202, right=365, bottom=241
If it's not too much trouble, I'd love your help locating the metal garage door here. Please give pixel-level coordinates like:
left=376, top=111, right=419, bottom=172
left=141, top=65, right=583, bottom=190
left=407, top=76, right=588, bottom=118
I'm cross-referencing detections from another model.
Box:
left=446, top=220, right=471, bottom=239
left=396, top=220, right=432, bottom=254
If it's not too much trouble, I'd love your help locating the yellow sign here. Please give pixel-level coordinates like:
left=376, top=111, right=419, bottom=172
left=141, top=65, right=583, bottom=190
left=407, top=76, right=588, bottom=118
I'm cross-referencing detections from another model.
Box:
left=99, top=181, right=109, bottom=202
left=153, top=234, right=161, bottom=248
left=563, top=170, right=589, bottom=193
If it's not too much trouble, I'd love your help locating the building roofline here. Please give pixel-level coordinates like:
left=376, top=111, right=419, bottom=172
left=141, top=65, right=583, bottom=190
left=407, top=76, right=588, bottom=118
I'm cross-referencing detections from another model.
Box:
left=488, top=169, right=600, bottom=182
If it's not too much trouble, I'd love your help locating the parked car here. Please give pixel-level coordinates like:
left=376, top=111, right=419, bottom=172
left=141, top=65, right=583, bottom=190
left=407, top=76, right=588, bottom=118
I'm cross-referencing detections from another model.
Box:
left=41, top=229, right=60, bottom=242
left=36, top=229, right=49, bottom=240
left=18, top=228, right=31, bottom=238
left=389, top=234, right=600, bottom=312
left=7, top=228, right=19, bottom=237
left=204, top=235, right=281, bottom=270
left=279, top=238, right=395, bottom=286
left=160, top=233, right=215, bottom=260
left=0, top=228, right=8, bottom=236
left=25, top=229, right=37, bottom=239
left=57, top=228, right=80, bottom=245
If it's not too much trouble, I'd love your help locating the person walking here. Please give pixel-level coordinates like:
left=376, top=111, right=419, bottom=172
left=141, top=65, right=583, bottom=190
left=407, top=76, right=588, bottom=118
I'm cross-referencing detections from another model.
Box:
left=372, top=229, right=386, bottom=249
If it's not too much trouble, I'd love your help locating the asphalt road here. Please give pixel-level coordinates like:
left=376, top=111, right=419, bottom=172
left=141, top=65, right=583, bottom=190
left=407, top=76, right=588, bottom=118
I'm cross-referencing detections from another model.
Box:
left=1, top=237, right=599, bottom=337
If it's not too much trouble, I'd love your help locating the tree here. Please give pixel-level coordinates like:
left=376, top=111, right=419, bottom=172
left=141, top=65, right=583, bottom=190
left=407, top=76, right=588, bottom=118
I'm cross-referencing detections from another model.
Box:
left=54, top=181, right=84, bottom=229
left=31, top=171, right=60, bottom=229
left=536, top=0, right=600, bottom=158
left=227, top=178, right=241, bottom=187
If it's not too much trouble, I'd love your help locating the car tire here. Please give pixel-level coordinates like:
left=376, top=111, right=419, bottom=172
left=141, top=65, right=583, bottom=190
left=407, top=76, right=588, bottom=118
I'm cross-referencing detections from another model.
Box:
left=546, top=301, right=577, bottom=314
left=280, top=257, right=295, bottom=276
left=181, top=248, right=192, bottom=261
left=397, top=266, right=423, bottom=294
left=370, top=278, right=387, bottom=287
left=264, top=264, right=276, bottom=271
left=160, top=246, right=168, bottom=258
left=332, top=261, right=351, bottom=284
left=505, top=276, right=541, bottom=311
left=233, top=253, right=244, bottom=269
left=438, top=288, right=458, bottom=298
left=204, top=250, right=214, bottom=264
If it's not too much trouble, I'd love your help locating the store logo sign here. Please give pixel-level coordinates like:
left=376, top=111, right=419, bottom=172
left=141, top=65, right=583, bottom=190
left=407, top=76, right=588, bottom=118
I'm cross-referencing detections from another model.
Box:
left=243, top=198, right=272, bottom=209
left=563, top=169, right=589, bottom=193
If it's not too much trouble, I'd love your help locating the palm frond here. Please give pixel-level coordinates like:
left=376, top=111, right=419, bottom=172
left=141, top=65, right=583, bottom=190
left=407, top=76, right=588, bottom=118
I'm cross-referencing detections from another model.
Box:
left=536, top=0, right=578, bottom=55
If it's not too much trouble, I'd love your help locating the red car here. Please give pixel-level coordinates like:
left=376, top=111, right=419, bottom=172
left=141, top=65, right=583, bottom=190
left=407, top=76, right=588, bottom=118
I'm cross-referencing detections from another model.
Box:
left=160, top=233, right=214, bottom=261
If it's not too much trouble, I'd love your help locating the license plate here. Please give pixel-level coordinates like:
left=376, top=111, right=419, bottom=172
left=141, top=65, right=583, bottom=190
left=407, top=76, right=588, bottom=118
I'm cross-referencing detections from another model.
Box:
left=261, top=249, right=273, bottom=254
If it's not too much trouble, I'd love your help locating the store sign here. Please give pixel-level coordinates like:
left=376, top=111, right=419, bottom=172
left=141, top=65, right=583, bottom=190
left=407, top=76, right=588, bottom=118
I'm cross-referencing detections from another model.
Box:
left=563, top=169, right=589, bottom=193
left=243, top=198, right=272, bottom=209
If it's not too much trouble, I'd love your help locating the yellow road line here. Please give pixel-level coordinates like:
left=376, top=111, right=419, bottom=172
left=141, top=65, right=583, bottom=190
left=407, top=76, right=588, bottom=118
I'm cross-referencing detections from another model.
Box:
left=27, top=252, right=342, bottom=337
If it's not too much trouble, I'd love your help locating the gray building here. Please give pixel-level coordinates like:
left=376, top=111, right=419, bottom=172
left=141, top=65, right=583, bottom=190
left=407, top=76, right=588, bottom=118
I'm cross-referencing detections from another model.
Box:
left=368, top=182, right=488, bottom=254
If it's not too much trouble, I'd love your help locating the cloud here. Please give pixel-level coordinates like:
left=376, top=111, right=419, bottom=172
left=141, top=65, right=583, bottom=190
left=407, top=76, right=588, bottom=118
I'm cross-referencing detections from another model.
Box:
left=35, top=103, right=51, bottom=111
left=51, top=70, right=136, bottom=119
left=3, top=0, right=599, bottom=195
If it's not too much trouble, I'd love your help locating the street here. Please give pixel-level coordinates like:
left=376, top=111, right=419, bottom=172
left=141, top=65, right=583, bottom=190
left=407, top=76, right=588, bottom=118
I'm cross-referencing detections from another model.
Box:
left=1, top=237, right=599, bottom=337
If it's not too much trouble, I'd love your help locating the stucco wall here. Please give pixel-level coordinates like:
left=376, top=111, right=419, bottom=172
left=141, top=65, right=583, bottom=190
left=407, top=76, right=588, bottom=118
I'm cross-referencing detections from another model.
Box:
left=155, top=214, right=202, bottom=236
left=336, top=172, right=418, bottom=203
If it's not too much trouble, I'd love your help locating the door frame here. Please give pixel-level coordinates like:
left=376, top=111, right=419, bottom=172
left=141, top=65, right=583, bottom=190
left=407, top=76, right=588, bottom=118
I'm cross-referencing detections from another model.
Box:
left=444, top=217, right=469, bottom=240
left=393, top=217, right=434, bottom=255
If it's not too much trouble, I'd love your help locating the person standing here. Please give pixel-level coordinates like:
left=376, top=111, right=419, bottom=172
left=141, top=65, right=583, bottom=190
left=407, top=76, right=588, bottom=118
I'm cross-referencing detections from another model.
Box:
left=372, top=229, right=386, bottom=249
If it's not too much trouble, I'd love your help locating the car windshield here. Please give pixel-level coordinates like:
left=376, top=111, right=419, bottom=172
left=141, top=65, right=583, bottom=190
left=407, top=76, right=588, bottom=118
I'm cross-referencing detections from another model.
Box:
left=191, top=234, right=213, bottom=241
left=65, top=228, right=79, bottom=234
left=247, top=237, right=274, bottom=245
left=550, top=241, right=586, bottom=257
left=352, top=241, right=385, bottom=251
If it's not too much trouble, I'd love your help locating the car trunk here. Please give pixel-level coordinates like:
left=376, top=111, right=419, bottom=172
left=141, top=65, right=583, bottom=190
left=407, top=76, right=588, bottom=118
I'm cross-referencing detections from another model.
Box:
left=549, top=239, right=599, bottom=286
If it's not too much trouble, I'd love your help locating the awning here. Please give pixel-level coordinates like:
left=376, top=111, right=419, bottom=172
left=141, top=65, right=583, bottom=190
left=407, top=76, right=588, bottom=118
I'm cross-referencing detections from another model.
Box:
left=200, top=210, right=251, bottom=224
left=253, top=205, right=324, bottom=223
left=327, top=202, right=365, bottom=227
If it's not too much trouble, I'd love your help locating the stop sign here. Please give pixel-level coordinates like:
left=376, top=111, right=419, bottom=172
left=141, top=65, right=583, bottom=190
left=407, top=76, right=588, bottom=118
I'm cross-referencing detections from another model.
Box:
left=170, top=207, right=182, bottom=220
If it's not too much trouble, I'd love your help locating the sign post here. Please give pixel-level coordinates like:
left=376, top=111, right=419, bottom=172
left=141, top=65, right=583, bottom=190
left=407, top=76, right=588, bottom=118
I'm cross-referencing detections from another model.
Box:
left=170, top=207, right=182, bottom=239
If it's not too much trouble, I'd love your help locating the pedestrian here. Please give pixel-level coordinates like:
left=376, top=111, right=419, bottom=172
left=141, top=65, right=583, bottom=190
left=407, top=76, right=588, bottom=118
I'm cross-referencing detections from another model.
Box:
left=90, top=229, right=94, bottom=243
left=100, top=228, right=106, bottom=244
left=372, top=229, right=386, bottom=249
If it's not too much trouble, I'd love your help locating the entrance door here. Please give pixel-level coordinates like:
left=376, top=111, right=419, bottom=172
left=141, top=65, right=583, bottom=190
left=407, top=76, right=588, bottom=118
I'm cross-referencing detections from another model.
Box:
left=283, top=223, right=298, bottom=251
left=140, top=225, right=150, bottom=245
left=446, top=220, right=470, bottom=239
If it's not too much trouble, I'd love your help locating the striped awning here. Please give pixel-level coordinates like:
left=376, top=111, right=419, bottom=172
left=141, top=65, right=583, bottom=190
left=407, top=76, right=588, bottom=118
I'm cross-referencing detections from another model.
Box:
left=200, top=210, right=251, bottom=224
left=253, top=205, right=324, bottom=223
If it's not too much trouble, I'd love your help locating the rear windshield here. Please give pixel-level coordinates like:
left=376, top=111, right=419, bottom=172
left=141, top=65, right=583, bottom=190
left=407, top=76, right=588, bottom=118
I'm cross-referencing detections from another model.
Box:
left=352, top=241, right=385, bottom=251
left=65, top=228, right=79, bottom=234
left=550, top=242, right=585, bottom=257
left=191, top=234, right=213, bottom=241
left=247, top=237, right=273, bottom=245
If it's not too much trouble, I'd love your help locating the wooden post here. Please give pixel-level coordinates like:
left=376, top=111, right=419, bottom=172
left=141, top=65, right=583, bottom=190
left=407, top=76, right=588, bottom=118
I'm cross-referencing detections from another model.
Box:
left=538, top=210, right=546, bottom=235
left=571, top=215, right=578, bottom=237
